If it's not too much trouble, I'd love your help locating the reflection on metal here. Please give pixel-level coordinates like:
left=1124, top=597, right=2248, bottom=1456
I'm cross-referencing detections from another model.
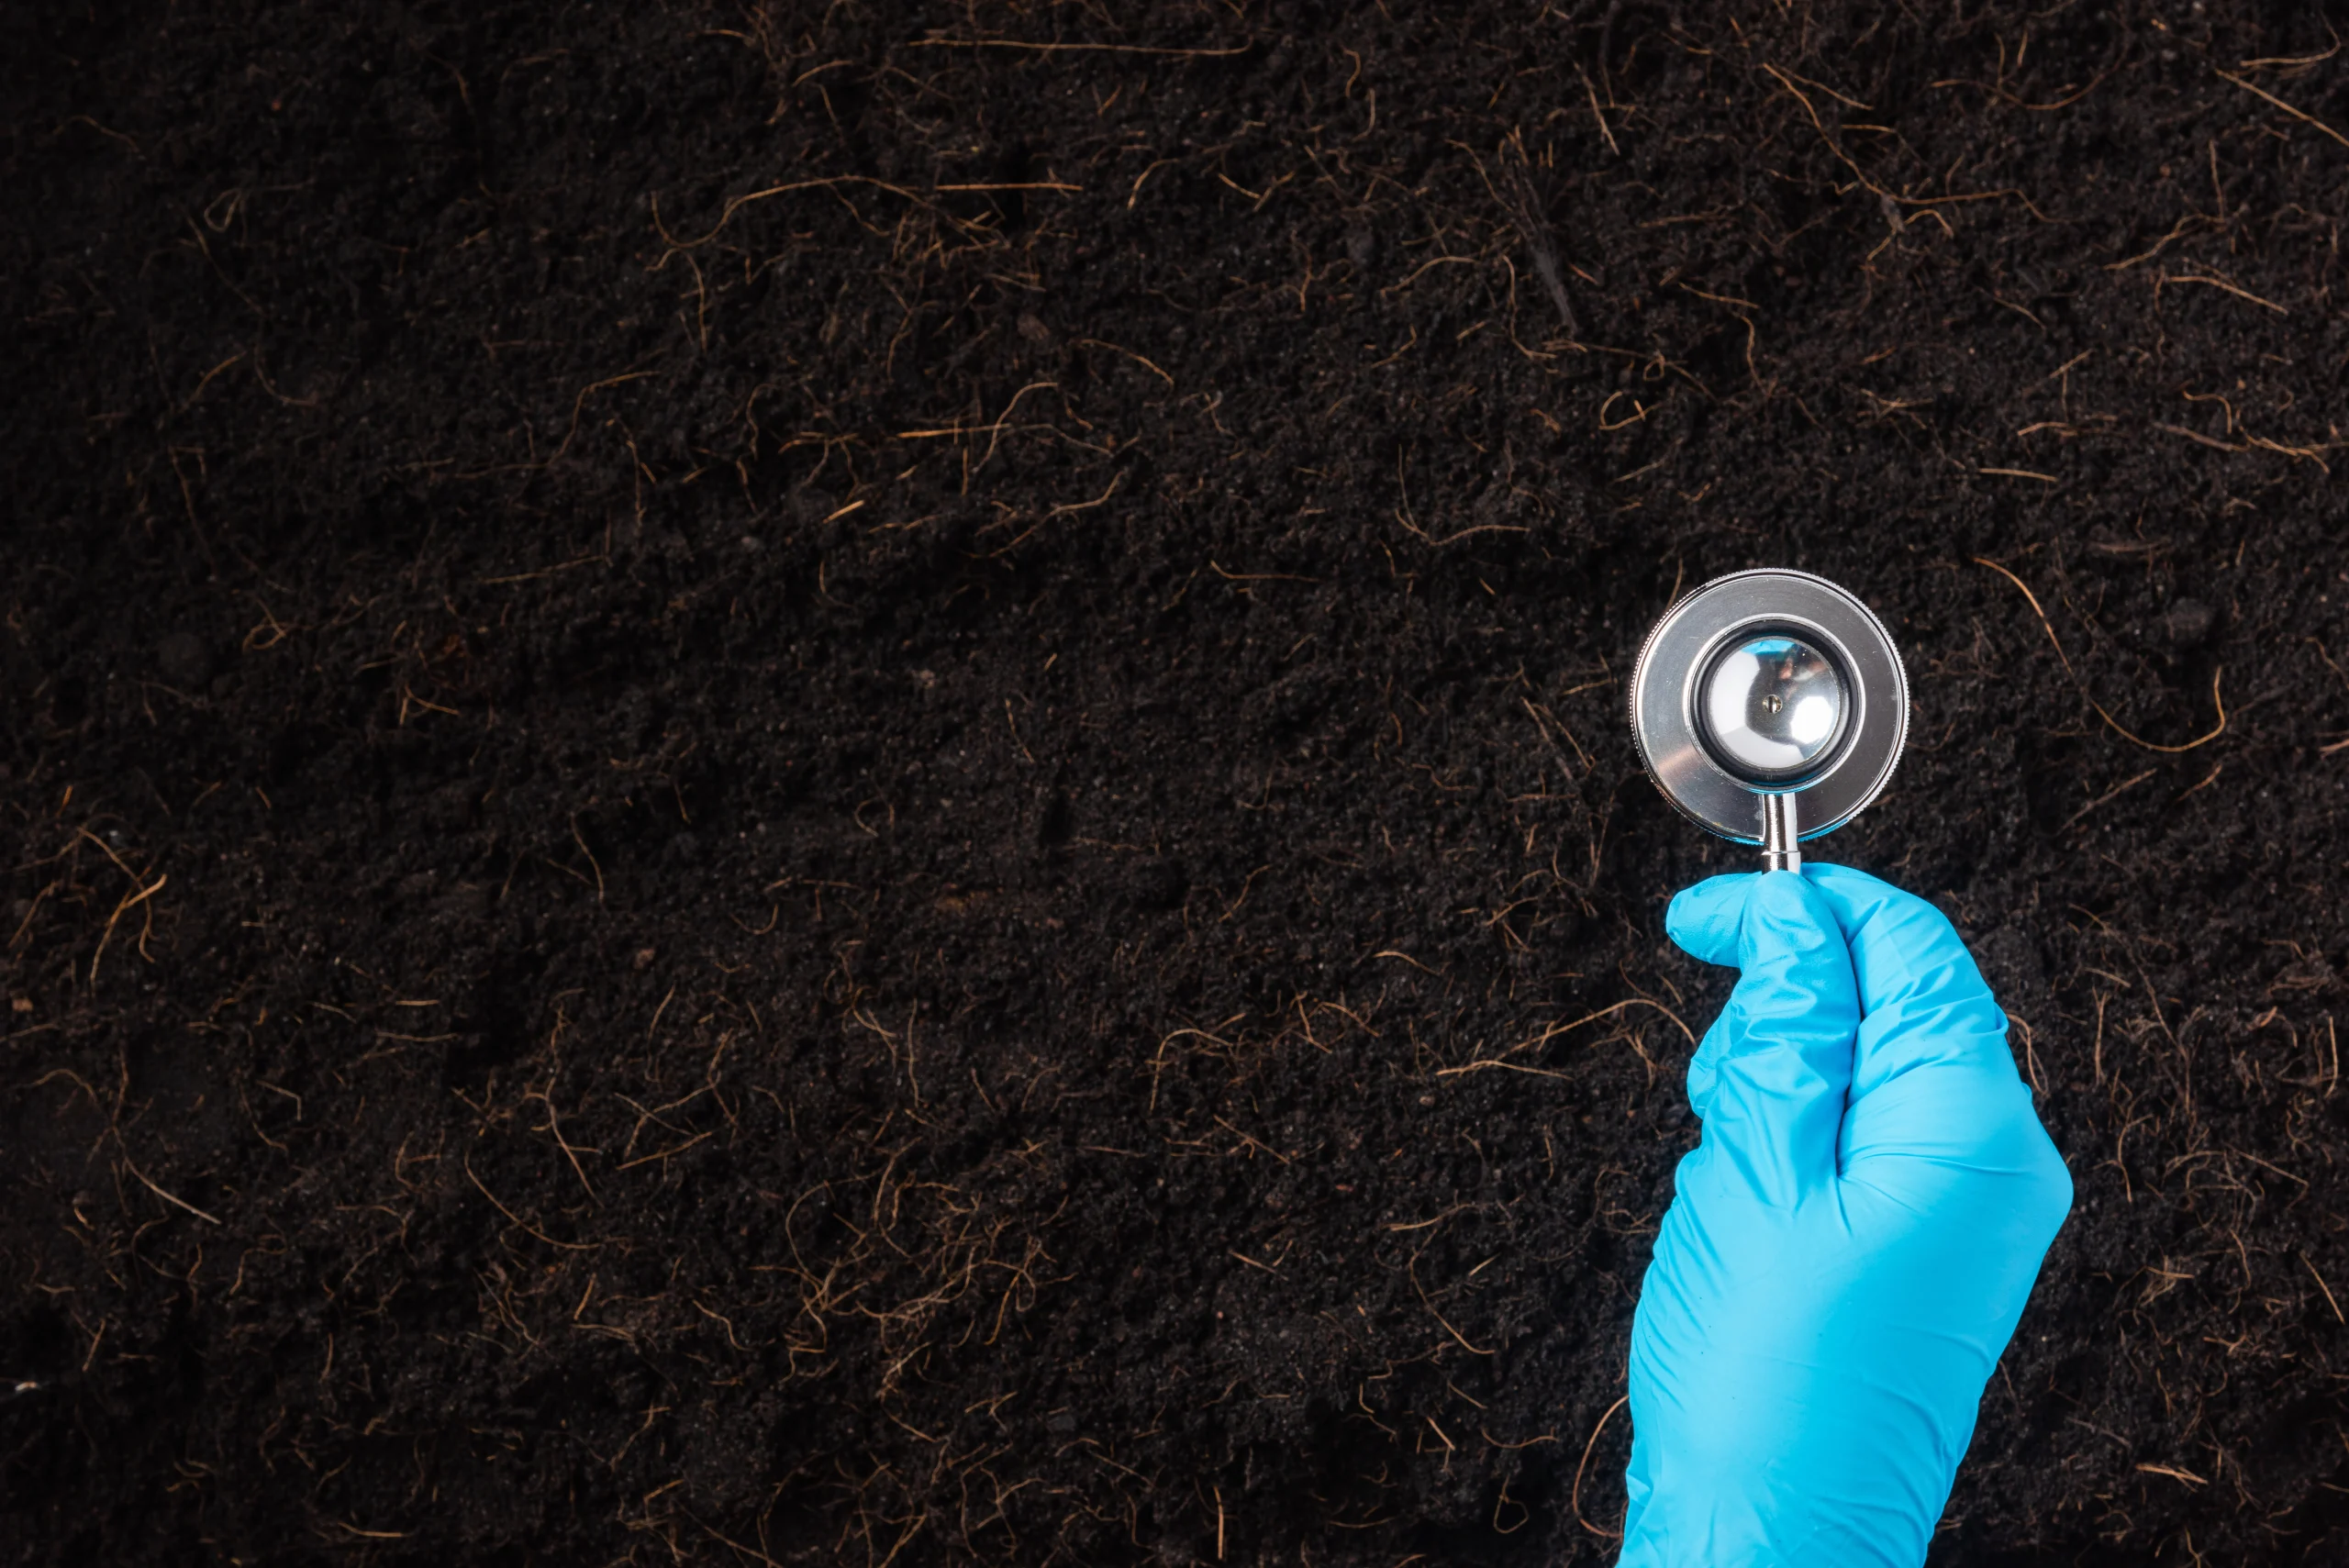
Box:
left=1759, top=791, right=1800, bottom=873
left=1701, top=634, right=1847, bottom=781
left=1630, top=570, right=1908, bottom=867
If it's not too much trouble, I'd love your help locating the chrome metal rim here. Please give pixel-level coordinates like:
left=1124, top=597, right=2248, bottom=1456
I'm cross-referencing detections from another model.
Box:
left=1629, top=569, right=1909, bottom=845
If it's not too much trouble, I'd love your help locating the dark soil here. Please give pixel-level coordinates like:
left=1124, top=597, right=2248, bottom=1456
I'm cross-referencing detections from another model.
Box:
left=5, top=3, right=2348, bottom=1563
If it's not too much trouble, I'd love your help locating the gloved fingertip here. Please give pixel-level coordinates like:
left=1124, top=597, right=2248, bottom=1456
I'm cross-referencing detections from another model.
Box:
left=1798, top=861, right=1882, bottom=929
left=1665, top=873, right=1751, bottom=966
left=1740, top=866, right=1848, bottom=967
left=1802, top=862, right=1979, bottom=975
left=1749, top=862, right=1832, bottom=914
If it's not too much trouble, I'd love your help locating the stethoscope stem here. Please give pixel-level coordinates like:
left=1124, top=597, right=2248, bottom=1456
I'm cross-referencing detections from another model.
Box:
left=1760, top=792, right=1801, bottom=873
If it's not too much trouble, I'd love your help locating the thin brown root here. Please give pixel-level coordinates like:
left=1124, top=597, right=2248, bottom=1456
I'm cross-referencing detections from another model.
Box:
left=1572, top=1393, right=1630, bottom=1539
left=1974, top=558, right=2228, bottom=753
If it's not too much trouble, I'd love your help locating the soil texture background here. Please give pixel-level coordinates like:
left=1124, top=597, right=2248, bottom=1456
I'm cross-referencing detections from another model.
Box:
left=5, top=2, right=2349, bottom=1563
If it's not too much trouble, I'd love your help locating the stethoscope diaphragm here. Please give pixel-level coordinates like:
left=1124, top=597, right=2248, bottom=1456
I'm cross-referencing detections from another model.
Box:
left=1629, top=570, right=1908, bottom=870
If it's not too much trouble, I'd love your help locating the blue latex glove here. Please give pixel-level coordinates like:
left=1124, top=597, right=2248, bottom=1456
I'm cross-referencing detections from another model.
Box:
left=1619, top=864, right=2071, bottom=1567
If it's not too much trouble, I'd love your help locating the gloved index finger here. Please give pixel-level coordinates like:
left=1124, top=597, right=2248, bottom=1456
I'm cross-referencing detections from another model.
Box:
left=1663, top=872, right=1751, bottom=968
left=1800, top=863, right=2015, bottom=1099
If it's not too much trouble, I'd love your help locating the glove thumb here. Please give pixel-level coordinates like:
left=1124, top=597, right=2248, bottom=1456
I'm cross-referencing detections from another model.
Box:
left=1666, top=870, right=1861, bottom=1207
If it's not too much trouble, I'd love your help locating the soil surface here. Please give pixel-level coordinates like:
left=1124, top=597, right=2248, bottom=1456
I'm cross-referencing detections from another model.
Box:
left=6, top=3, right=2348, bottom=1563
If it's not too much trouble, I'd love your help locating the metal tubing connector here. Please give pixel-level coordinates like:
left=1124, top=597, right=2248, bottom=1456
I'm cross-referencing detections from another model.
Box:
left=1759, top=793, right=1800, bottom=873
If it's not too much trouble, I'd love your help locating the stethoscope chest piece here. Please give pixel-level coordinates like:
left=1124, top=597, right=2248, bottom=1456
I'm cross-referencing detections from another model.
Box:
left=1629, top=569, right=1908, bottom=871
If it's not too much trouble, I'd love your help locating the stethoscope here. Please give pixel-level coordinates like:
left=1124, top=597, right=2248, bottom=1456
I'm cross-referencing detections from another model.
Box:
left=1630, top=570, right=1908, bottom=872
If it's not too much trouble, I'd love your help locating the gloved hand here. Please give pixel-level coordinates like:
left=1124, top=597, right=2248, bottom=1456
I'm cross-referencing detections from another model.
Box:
left=1618, top=864, right=2072, bottom=1567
